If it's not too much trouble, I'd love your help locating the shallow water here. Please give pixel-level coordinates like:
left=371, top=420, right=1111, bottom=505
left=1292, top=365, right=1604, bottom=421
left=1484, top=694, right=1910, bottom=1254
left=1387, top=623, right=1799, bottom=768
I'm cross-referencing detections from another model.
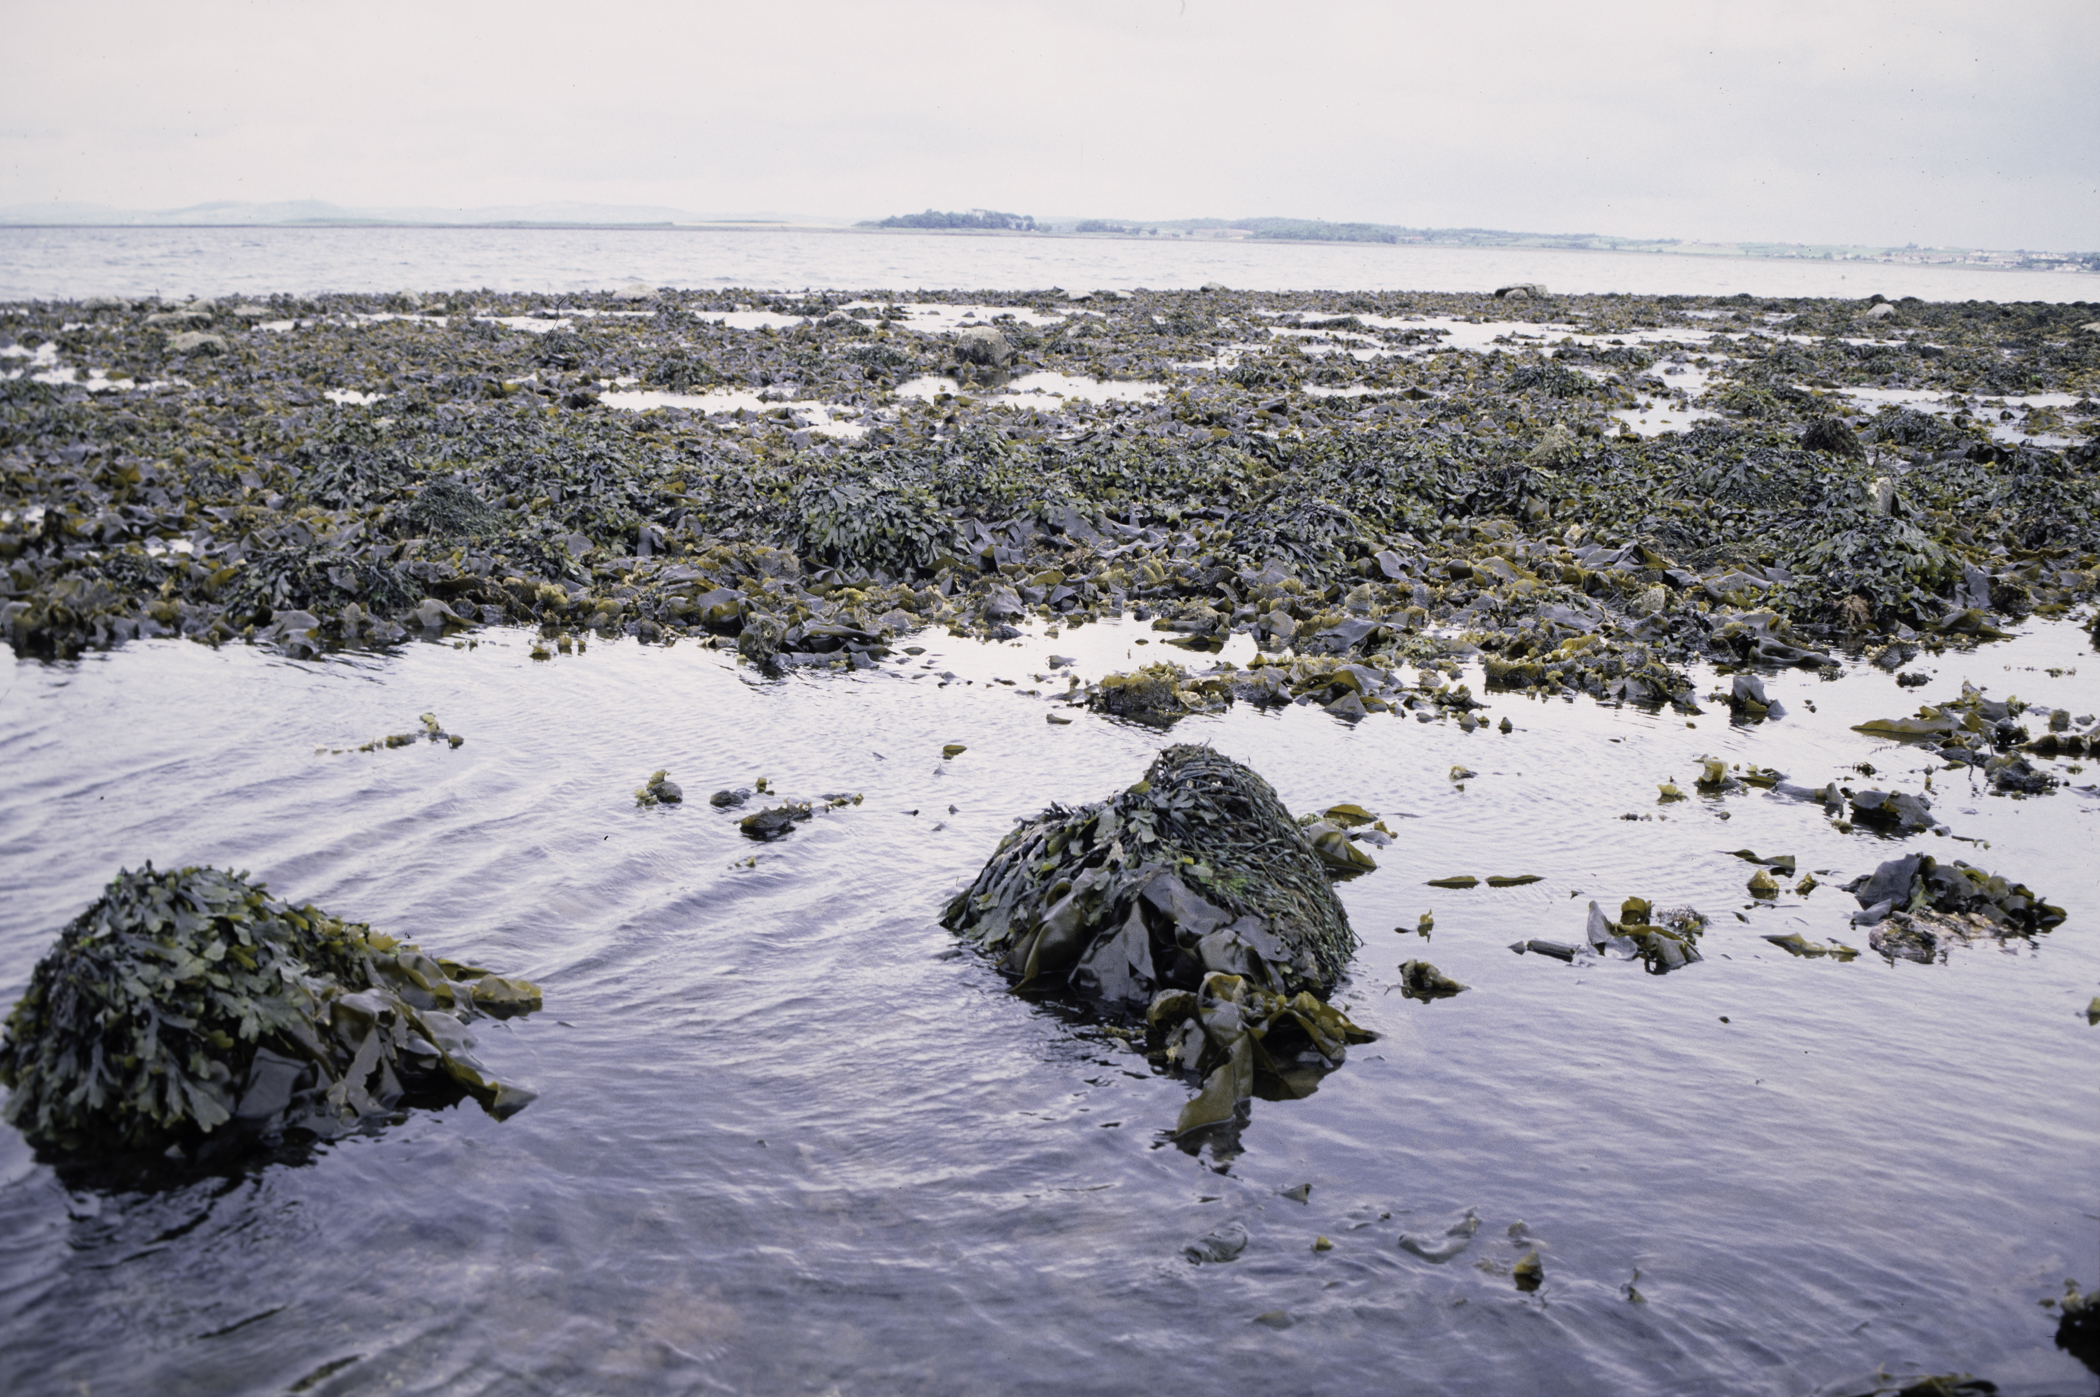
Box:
left=1, top=616, right=2095, bottom=1396
left=4, top=225, right=2095, bottom=303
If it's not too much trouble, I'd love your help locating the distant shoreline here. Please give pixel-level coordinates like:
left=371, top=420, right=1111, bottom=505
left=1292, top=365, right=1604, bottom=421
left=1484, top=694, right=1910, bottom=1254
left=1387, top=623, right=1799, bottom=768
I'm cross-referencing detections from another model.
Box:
left=1, top=220, right=2090, bottom=277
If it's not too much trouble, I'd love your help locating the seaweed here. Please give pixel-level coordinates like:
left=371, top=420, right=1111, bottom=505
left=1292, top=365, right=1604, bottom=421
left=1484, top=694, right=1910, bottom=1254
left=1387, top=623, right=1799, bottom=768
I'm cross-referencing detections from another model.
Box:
left=3, top=286, right=2089, bottom=697
left=0, top=865, right=540, bottom=1159
left=943, top=745, right=1374, bottom=1134
left=1846, top=851, right=2065, bottom=962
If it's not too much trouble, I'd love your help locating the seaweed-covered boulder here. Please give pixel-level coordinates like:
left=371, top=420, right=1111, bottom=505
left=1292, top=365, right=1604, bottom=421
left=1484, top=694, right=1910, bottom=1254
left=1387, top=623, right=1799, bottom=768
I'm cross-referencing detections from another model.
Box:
left=0, top=865, right=541, bottom=1157
left=943, top=746, right=1375, bottom=1138
left=944, top=746, right=1362, bottom=1003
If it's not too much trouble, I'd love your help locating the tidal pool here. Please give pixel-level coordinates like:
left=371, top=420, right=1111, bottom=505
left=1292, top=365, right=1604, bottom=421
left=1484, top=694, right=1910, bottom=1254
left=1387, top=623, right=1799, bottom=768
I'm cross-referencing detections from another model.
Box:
left=0, top=618, right=2095, bottom=1396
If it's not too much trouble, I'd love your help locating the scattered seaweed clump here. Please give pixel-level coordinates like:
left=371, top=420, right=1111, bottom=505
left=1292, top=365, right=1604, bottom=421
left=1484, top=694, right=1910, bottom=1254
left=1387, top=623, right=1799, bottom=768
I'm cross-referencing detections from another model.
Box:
left=942, top=745, right=1375, bottom=1135
left=1576, top=897, right=1709, bottom=972
left=1854, top=682, right=2085, bottom=795
left=0, top=865, right=541, bottom=1159
left=635, top=769, right=683, bottom=805
left=2059, top=1279, right=2100, bottom=1376
left=1847, top=852, right=2065, bottom=962
left=1397, top=960, right=1466, bottom=1000
left=1079, top=652, right=1468, bottom=727
left=322, top=710, right=464, bottom=754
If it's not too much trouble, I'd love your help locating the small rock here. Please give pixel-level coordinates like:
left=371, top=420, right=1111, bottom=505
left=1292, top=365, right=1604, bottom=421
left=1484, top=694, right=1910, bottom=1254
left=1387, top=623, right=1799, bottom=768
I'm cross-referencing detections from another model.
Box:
left=1397, top=959, right=1466, bottom=999
left=1399, top=1208, right=1480, bottom=1262
left=739, top=803, right=812, bottom=842
left=635, top=770, right=683, bottom=806
left=166, top=330, right=227, bottom=356
left=1513, top=1248, right=1544, bottom=1291
left=1185, top=1221, right=1249, bottom=1264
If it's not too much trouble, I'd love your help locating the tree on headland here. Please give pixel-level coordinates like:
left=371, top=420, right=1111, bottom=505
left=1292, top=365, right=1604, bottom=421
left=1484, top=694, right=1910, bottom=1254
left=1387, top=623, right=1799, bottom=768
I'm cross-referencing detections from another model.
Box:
left=864, top=209, right=1037, bottom=231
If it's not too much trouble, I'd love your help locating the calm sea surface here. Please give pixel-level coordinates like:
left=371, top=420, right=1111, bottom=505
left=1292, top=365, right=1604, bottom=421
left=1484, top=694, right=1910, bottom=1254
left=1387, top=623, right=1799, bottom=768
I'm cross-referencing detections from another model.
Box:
left=1, top=617, right=2096, bottom=1396
left=1, top=225, right=2095, bottom=303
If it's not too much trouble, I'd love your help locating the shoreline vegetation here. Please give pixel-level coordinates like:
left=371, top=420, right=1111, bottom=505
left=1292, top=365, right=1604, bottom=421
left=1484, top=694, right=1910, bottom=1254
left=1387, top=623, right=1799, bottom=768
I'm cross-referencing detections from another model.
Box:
left=1, top=203, right=2092, bottom=273
left=1, top=285, right=2096, bottom=761
left=863, top=211, right=2098, bottom=274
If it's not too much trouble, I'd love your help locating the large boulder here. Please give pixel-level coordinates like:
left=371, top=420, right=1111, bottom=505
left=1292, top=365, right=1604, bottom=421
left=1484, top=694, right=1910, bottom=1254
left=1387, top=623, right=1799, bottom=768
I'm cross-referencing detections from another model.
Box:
left=953, top=326, right=1012, bottom=366
left=944, top=745, right=1361, bottom=1003
left=0, top=865, right=541, bottom=1157
left=943, top=746, right=1375, bottom=1136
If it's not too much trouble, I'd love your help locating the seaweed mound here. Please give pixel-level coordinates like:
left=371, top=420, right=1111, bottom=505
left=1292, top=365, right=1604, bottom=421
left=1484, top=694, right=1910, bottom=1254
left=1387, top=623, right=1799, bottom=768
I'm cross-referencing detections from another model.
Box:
left=943, top=746, right=1361, bottom=1003
left=943, top=746, right=1374, bottom=1137
left=1847, top=852, right=2065, bottom=962
left=0, top=865, right=542, bottom=1156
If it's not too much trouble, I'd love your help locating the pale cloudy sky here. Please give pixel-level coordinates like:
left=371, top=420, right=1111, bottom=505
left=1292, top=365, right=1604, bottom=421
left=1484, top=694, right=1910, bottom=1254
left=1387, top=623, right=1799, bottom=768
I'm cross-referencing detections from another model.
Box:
left=3, top=0, right=2094, bottom=249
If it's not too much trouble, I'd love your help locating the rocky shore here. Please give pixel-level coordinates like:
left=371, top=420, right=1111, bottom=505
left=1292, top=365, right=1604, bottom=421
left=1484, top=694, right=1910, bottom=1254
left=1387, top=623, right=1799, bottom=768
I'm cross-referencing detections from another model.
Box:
left=1, top=285, right=2094, bottom=718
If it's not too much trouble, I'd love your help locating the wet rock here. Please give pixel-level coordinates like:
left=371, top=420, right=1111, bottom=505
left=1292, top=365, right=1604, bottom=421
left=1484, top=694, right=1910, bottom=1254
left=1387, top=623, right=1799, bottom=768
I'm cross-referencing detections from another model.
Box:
left=1398, top=1208, right=1480, bottom=1261
left=1494, top=284, right=1546, bottom=299
left=709, top=787, right=751, bottom=808
left=0, top=865, right=540, bottom=1158
left=1512, top=1248, right=1544, bottom=1291
left=635, top=770, right=683, bottom=806
left=1397, top=960, right=1466, bottom=999
left=1846, top=788, right=1933, bottom=834
left=166, top=330, right=227, bottom=356
left=2060, top=1280, right=2100, bottom=1374
left=947, top=746, right=1362, bottom=999
left=953, top=327, right=1013, bottom=366
left=1728, top=673, right=1777, bottom=718
left=944, top=746, right=1374, bottom=1133
left=1846, top=851, right=2063, bottom=942
left=739, top=803, right=813, bottom=841
left=1184, top=1220, right=1248, bottom=1264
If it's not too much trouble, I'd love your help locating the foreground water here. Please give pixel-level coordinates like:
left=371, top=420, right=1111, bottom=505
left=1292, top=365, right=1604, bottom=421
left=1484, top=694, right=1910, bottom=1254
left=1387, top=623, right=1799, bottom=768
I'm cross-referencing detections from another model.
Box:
left=2, top=225, right=2095, bottom=303
left=0, top=617, right=2095, bottom=1396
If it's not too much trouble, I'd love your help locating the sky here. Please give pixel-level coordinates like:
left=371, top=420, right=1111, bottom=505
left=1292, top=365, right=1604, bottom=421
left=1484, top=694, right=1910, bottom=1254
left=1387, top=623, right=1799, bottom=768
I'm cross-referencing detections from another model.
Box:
left=2, top=0, right=2095, bottom=250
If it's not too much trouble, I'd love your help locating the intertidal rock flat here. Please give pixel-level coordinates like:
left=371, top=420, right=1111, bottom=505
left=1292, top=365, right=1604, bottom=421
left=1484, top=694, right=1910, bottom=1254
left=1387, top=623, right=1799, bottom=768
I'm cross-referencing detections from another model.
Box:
left=1, top=287, right=2094, bottom=720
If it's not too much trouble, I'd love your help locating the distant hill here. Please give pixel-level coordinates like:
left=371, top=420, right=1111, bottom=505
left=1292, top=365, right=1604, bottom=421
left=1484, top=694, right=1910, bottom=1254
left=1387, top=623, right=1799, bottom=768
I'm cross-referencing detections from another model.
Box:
left=3, top=200, right=2088, bottom=270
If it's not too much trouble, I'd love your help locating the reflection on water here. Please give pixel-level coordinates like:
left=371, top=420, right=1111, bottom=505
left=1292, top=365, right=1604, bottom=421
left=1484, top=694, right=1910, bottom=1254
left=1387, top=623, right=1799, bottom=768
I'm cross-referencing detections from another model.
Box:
left=0, top=619, right=2095, bottom=1395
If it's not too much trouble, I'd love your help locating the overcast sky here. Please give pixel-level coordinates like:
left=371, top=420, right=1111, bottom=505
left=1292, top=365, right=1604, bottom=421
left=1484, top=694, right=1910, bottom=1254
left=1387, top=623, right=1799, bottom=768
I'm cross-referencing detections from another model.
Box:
left=3, top=0, right=2094, bottom=249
